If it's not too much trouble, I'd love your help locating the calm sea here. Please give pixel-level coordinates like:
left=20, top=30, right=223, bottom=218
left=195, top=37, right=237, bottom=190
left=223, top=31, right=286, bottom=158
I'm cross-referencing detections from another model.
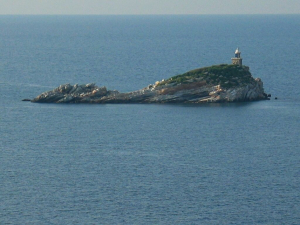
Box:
left=1, top=15, right=300, bottom=224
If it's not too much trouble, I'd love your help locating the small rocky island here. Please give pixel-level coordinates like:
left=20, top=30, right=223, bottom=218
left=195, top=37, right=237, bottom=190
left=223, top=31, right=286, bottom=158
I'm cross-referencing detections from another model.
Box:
left=31, top=64, right=268, bottom=104
left=31, top=48, right=268, bottom=104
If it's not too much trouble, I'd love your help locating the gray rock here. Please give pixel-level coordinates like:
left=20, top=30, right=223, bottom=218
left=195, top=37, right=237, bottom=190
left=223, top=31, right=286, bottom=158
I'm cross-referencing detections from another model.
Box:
left=31, top=64, right=268, bottom=104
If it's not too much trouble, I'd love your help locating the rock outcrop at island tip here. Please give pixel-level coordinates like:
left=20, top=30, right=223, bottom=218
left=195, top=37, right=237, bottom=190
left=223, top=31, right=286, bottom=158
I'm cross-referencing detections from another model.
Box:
left=31, top=64, right=268, bottom=103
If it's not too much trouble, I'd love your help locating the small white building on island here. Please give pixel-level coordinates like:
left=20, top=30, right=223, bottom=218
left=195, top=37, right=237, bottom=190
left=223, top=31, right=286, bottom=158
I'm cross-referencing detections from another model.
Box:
left=231, top=48, right=242, bottom=66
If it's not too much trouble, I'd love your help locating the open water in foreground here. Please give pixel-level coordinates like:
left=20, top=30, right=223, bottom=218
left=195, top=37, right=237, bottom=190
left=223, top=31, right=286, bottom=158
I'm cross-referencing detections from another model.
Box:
left=0, top=15, right=300, bottom=224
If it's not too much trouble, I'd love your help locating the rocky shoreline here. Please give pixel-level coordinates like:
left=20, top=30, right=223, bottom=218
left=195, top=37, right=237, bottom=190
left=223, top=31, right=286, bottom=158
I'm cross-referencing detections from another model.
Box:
left=31, top=64, right=268, bottom=104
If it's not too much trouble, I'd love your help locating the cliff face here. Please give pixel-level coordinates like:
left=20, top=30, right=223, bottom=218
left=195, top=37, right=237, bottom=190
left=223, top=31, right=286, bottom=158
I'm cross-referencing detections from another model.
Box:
left=31, top=64, right=268, bottom=103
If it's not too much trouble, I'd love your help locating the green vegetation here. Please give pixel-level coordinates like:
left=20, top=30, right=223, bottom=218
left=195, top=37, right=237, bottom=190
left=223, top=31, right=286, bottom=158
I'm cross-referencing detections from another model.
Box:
left=159, top=64, right=254, bottom=88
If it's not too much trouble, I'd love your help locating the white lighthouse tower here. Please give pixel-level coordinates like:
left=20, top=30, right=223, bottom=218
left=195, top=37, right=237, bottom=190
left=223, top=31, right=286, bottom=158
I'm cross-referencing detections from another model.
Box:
left=231, top=48, right=242, bottom=66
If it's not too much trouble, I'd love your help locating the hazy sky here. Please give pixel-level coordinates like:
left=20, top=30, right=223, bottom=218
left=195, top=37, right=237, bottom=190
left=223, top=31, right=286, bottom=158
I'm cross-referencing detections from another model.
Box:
left=0, top=0, right=299, bottom=15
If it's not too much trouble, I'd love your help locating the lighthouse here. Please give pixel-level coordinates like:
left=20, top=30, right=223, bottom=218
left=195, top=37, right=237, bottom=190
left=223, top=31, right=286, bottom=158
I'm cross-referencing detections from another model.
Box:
left=231, top=48, right=242, bottom=66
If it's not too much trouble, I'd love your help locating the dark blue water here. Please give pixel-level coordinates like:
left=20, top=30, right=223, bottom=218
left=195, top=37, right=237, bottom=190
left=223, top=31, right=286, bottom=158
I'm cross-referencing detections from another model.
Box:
left=1, top=15, right=300, bottom=224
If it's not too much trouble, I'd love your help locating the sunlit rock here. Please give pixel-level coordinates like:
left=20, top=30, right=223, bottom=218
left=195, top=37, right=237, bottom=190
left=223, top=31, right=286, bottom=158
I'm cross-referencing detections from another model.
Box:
left=31, top=64, right=268, bottom=104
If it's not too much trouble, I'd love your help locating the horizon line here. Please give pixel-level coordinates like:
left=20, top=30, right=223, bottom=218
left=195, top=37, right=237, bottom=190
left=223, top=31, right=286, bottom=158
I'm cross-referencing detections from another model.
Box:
left=0, top=13, right=299, bottom=16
